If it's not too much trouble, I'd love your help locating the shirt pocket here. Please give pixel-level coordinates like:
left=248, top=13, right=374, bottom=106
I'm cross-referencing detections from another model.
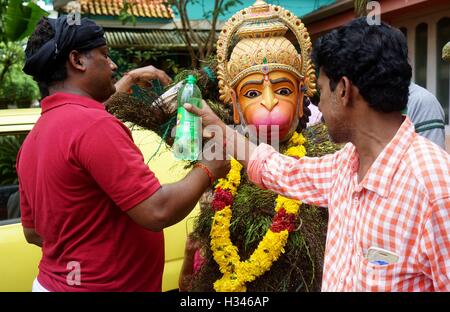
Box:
left=355, top=255, right=401, bottom=291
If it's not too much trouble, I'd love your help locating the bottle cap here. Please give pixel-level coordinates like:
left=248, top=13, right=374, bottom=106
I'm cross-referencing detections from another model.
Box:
left=186, top=74, right=197, bottom=84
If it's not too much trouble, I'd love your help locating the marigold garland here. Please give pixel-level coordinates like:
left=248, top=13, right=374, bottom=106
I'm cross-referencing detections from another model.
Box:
left=210, top=132, right=306, bottom=292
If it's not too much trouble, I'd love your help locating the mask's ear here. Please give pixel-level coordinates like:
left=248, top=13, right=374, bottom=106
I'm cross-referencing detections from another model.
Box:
left=298, top=81, right=305, bottom=119
left=230, top=89, right=240, bottom=124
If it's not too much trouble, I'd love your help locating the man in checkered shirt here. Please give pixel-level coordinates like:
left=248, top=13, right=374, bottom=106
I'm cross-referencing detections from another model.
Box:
left=185, top=17, right=450, bottom=291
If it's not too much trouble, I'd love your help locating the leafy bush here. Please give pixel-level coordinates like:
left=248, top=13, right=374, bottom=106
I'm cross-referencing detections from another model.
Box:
left=0, top=71, right=39, bottom=108
left=109, top=47, right=181, bottom=79
left=0, top=41, right=40, bottom=108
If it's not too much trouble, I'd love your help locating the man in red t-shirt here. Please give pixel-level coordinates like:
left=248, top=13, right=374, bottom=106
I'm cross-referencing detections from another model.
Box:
left=18, top=16, right=229, bottom=292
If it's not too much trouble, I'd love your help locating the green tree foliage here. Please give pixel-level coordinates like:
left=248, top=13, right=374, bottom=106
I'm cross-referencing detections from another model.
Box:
left=443, top=41, right=450, bottom=62
left=1, top=0, right=48, bottom=42
left=0, top=0, right=46, bottom=108
left=0, top=0, right=9, bottom=42
left=0, top=41, right=40, bottom=108
left=109, top=47, right=181, bottom=79
left=0, top=41, right=23, bottom=83
left=118, top=0, right=137, bottom=26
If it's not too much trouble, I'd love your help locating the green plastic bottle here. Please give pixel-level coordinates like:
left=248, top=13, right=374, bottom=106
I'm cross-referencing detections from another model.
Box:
left=173, top=75, right=203, bottom=160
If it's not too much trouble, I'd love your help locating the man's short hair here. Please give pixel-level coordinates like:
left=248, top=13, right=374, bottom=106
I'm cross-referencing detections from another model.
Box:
left=312, top=17, right=412, bottom=113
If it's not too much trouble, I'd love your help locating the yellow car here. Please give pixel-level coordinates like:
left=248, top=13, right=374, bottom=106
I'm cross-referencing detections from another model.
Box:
left=0, top=107, right=198, bottom=292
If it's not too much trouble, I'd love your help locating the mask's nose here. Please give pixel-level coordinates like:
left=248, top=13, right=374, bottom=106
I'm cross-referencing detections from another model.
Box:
left=260, top=84, right=278, bottom=111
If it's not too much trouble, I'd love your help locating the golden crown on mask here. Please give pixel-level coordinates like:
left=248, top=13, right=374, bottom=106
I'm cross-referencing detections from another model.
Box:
left=216, top=0, right=317, bottom=104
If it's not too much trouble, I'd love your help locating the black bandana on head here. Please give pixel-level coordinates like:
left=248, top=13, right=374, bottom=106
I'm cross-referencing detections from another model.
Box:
left=23, top=15, right=106, bottom=81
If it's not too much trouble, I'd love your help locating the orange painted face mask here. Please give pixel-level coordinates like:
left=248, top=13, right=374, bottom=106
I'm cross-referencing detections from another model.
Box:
left=234, top=70, right=302, bottom=142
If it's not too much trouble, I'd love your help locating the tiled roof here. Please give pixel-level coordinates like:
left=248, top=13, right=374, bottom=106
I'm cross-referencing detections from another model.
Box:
left=77, top=0, right=174, bottom=19
left=105, top=28, right=215, bottom=50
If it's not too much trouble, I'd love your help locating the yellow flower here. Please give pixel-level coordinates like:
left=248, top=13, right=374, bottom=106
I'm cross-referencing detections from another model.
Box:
left=275, top=196, right=301, bottom=214
left=285, top=145, right=306, bottom=158
left=238, top=230, right=289, bottom=282
left=288, top=132, right=306, bottom=146
left=214, top=274, right=247, bottom=292
left=216, top=158, right=243, bottom=195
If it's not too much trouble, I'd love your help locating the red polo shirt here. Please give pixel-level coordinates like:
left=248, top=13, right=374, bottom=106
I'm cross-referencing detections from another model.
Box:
left=17, top=93, right=163, bottom=291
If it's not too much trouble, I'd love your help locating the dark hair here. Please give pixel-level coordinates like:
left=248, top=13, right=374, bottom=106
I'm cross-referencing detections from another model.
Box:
left=25, top=17, right=68, bottom=97
left=312, top=17, right=412, bottom=112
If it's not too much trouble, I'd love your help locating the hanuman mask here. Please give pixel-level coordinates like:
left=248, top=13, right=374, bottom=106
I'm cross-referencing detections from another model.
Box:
left=216, top=0, right=316, bottom=142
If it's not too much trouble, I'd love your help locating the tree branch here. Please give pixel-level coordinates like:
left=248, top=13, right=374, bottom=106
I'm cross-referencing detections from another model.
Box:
left=182, top=0, right=205, bottom=61
left=205, top=0, right=223, bottom=57
left=176, top=0, right=198, bottom=67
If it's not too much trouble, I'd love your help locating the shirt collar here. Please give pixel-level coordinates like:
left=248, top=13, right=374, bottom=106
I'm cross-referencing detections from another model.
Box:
left=354, top=117, right=416, bottom=198
left=41, top=92, right=105, bottom=114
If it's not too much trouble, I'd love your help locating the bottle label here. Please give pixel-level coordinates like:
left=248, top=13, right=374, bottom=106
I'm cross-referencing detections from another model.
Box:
left=173, top=97, right=202, bottom=160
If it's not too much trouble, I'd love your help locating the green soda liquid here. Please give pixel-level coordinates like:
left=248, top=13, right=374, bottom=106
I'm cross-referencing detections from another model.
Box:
left=173, top=75, right=203, bottom=160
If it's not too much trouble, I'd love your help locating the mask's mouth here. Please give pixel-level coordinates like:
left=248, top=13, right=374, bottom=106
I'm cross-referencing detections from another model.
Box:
left=237, top=104, right=296, bottom=142
left=240, top=123, right=290, bottom=145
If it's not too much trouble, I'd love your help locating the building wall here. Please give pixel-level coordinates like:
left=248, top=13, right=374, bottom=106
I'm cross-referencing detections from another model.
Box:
left=391, top=8, right=450, bottom=153
left=184, top=0, right=336, bottom=21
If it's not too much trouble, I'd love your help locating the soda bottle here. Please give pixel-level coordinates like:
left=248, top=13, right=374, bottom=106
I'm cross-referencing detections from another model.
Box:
left=173, top=75, right=203, bottom=160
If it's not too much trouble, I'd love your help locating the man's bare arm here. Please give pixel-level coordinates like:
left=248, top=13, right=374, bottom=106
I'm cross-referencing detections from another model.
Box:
left=127, top=159, right=229, bottom=232
left=23, top=227, right=42, bottom=247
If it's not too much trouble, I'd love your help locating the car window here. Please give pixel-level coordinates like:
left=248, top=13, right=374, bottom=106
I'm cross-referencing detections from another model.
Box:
left=0, top=132, right=27, bottom=222
left=0, top=107, right=40, bottom=223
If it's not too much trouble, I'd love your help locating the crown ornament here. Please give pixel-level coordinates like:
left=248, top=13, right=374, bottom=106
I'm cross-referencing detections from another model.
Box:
left=216, top=0, right=317, bottom=104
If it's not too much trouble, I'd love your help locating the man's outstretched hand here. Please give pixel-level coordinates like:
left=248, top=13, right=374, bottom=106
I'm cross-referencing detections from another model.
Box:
left=114, top=65, right=172, bottom=93
left=184, top=100, right=226, bottom=139
left=186, top=100, right=255, bottom=167
left=128, top=65, right=172, bottom=87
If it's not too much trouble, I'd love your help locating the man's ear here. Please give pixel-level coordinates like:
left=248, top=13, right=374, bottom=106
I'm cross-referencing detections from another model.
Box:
left=68, top=50, right=87, bottom=72
left=230, top=89, right=240, bottom=124
left=339, top=76, right=352, bottom=107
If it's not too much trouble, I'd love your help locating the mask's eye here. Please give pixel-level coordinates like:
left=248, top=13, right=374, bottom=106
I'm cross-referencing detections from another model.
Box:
left=243, top=90, right=261, bottom=98
left=275, top=88, right=292, bottom=96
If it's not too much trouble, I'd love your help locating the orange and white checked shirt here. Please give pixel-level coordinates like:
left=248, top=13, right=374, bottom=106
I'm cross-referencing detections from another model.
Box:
left=247, top=117, right=450, bottom=291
